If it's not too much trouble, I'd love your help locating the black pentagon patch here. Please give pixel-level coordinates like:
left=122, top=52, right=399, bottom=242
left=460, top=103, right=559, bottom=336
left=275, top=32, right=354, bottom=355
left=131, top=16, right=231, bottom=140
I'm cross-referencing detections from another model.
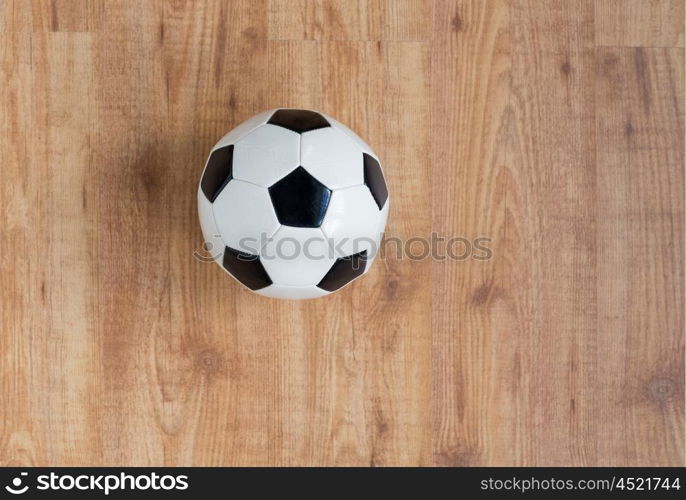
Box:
left=268, top=167, right=332, bottom=228
left=363, top=153, right=388, bottom=209
left=201, top=145, right=234, bottom=202
left=222, top=246, right=272, bottom=291
left=267, top=109, right=330, bottom=134
left=317, top=250, right=368, bottom=292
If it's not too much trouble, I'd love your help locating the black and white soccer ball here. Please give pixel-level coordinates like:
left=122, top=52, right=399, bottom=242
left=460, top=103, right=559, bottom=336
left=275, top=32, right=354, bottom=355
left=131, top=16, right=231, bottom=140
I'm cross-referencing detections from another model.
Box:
left=198, top=109, right=389, bottom=300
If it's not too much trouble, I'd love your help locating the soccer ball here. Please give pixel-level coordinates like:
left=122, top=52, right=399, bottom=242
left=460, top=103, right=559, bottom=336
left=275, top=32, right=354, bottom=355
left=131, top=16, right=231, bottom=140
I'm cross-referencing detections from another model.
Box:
left=198, top=109, right=389, bottom=300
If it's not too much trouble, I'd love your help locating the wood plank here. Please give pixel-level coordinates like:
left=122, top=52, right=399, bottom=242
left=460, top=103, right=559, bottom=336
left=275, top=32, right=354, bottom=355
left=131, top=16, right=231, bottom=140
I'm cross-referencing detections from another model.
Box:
left=161, top=0, right=272, bottom=467
left=0, top=31, right=45, bottom=466
left=0, top=0, right=103, bottom=32
left=432, top=0, right=605, bottom=466
left=595, top=0, right=684, bottom=48
left=265, top=40, right=385, bottom=466
left=316, top=41, right=387, bottom=465
left=268, top=0, right=431, bottom=40
left=595, top=46, right=684, bottom=465
left=267, top=41, right=322, bottom=108
left=353, top=40, right=433, bottom=465
left=268, top=0, right=382, bottom=40
left=32, top=31, right=102, bottom=465
left=431, top=0, right=513, bottom=466
left=508, top=0, right=598, bottom=466
left=382, top=0, right=433, bottom=41
left=265, top=40, right=354, bottom=466
left=0, top=30, right=101, bottom=466
left=92, top=0, right=170, bottom=465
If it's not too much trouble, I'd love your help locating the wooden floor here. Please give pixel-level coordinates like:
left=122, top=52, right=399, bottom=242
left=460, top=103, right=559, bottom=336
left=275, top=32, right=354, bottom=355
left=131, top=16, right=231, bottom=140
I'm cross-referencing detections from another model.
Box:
left=0, top=0, right=683, bottom=466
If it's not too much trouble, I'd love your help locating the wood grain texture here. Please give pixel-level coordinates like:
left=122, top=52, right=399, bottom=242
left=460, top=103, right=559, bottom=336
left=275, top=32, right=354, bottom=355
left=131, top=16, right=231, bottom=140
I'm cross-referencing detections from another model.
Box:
left=595, top=46, right=684, bottom=465
left=0, top=0, right=104, bottom=32
left=0, top=0, right=683, bottom=466
left=595, top=0, right=684, bottom=48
